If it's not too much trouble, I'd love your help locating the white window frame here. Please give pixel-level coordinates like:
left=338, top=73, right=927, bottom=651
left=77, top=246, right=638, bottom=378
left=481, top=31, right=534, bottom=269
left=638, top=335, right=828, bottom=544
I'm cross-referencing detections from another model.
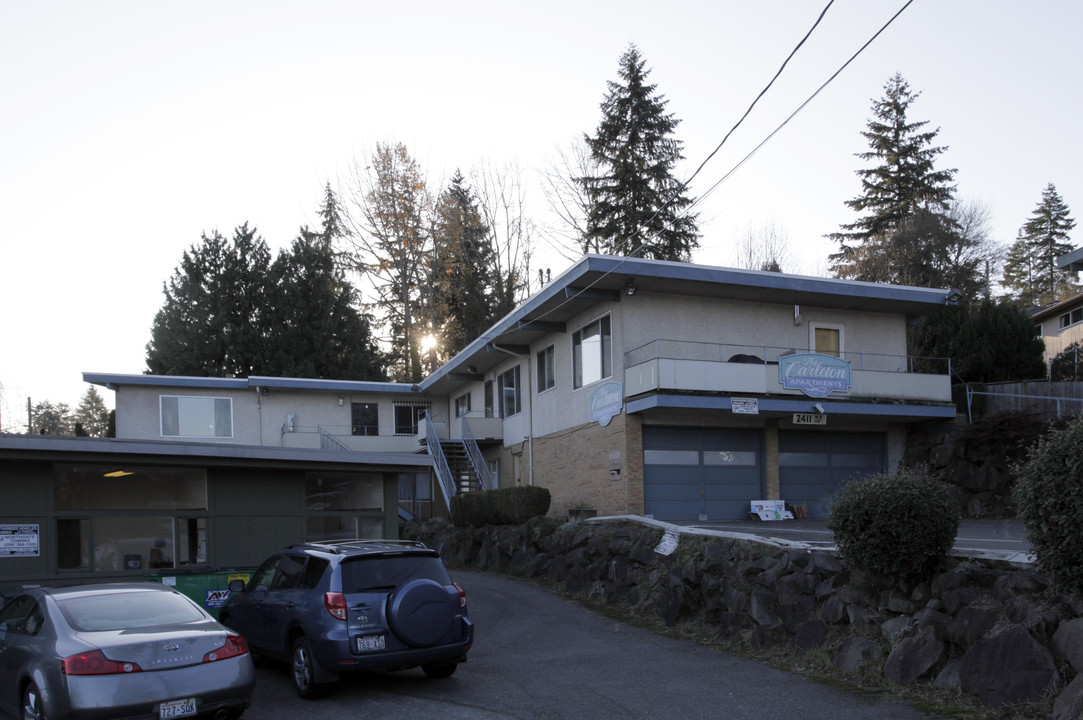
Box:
left=1060, top=308, right=1083, bottom=330
left=572, top=313, right=612, bottom=390
left=160, top=395, right=233, bottom=439
left=537, top=344, right=556, bottom=394
left=498, top=365, right=522, bottom=418
left=809, top=322, right=844, bottom=358
left=454, top=393, right=472, bottom=418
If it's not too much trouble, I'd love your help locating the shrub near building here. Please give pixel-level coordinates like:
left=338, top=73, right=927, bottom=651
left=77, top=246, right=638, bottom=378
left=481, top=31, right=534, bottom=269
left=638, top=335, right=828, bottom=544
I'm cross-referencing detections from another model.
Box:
left=827, top=467, right=959, bottom=588
left=1013, top=415, right=1083, bottom=596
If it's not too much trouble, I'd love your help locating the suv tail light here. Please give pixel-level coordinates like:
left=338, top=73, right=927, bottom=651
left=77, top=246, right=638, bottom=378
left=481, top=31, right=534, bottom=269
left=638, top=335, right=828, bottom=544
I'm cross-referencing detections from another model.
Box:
left=204, top=634, right=248, bottom=663
left=62, top=650, right=142, bottom=675
left=453, top=582, right=467, bottom=609
left=324, top=591, right=348, bottom=620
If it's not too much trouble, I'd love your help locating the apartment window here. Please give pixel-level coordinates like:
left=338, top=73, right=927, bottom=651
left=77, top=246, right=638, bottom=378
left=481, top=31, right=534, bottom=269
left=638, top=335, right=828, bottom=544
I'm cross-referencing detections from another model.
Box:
left=484, top=381, right=495, bottom=418
left=393, top=403, right=431, bottom=435
left=810, top=323, right=843, bottom=358
left=537, top=345, right=556, bottom=393
left=351, top=402, right=378, bottom=436
left=455, top=393, right=472, bottom=418
left=573, top=315, right=612, bottom=389
left=160, top=396, right=232, bottom=438
left=498, top=365, right=522, bottom=417
left=1060, top=308, right=1083, bottom=329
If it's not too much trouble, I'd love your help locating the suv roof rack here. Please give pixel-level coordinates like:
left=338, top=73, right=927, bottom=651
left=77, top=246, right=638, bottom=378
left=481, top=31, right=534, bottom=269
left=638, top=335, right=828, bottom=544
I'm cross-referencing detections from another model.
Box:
left=288, top=539, right=430, bottom=555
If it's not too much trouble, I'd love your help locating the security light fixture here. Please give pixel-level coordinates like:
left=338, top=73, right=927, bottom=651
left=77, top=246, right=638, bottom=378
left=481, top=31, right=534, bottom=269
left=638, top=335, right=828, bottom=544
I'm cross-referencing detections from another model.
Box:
left=946, top=289, right=963, bottom=304
left=625, top=279, right=637, bottom=296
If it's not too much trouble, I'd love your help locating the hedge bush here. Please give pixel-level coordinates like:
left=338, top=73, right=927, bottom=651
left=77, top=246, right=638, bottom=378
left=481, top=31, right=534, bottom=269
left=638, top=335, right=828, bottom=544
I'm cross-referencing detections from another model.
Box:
left=450, top=486, right=552, bottom=528
left=1013, top=415, right=1083, bottom=595
left=827, top=467, right=959, bottom=586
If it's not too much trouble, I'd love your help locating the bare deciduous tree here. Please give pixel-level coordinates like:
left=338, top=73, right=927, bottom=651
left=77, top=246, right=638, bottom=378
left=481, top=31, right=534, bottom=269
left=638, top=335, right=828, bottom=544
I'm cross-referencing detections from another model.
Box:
left=734, top=221, right=794, bottom=272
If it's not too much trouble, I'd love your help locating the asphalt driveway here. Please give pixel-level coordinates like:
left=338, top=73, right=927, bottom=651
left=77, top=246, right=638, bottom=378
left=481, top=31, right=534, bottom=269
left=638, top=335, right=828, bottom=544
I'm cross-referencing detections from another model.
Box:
left=242, top=570, right=946, bottom=720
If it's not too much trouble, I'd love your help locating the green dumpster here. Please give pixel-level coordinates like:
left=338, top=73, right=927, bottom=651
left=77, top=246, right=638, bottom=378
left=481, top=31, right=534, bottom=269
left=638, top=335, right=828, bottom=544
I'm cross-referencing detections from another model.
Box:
left=151, top=569, right=251, bottom=619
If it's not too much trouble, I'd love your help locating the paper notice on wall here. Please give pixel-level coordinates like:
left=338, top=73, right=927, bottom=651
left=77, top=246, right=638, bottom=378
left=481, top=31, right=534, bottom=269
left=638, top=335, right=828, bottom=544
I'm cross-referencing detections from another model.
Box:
left=655, top=530, right=679, bottom=556
left=0, top=525, right=39, bottom=557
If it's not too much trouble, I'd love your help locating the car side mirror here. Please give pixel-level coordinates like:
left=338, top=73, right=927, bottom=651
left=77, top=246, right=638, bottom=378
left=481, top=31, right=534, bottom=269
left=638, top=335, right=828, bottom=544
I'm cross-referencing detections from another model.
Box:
left=228, top=579, right=246, bottom=593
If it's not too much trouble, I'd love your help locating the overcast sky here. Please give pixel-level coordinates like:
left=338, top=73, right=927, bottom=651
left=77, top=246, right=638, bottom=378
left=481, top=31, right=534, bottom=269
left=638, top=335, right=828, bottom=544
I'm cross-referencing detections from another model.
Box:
left=2, top=0, right=1080, bottom=428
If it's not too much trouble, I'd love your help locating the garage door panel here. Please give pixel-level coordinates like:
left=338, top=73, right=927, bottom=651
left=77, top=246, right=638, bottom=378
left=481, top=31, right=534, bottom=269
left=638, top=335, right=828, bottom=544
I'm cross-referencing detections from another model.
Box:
left=644, top=427, right=762, bottom=522
left=779, top=431, right=885, bottom=520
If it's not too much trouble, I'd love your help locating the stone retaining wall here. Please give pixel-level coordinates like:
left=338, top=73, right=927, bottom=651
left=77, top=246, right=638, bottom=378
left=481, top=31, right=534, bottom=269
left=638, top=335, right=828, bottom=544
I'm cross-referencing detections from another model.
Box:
left=407, top=516, right=1083, bottom=717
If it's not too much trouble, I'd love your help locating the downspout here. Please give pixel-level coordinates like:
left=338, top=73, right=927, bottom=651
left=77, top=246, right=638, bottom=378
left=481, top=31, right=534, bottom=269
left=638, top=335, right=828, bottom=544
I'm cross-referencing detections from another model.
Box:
left=254, top=387, right=264, bottom=444
left=491, top=344, right=534, bottom=487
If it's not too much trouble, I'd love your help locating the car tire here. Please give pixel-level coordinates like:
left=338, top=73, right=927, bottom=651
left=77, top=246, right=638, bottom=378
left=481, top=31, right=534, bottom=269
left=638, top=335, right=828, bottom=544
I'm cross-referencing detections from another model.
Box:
left=388, top=579, right=456, bottom=647
left=421, top=661, right=458, bottom=679
left=22, top=682, right=47, bottom=720
left=291, top=637, right=329, bottom=700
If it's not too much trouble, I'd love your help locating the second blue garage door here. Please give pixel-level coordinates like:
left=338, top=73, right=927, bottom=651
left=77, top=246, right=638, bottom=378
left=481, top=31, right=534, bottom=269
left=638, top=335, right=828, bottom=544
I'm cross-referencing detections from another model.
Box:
left=778, top=430, right=886, bottom=519
left=643, top=427, right=762, bottom=522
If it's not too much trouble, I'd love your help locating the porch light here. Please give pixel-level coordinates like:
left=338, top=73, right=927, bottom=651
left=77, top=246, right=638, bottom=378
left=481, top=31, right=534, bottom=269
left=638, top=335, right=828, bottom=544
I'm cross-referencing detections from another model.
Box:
left=625, top=280, right=637, bottom=296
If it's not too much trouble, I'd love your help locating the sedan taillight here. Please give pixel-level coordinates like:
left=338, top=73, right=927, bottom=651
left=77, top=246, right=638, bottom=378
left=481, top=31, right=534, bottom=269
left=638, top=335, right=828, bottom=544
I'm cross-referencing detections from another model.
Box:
left=204, top=634, right=249, bottom=663
left=324, top=591, right=348, bottom=620
left=453, top=582, right=467, bottom=609
left=62, top=650, right=142, bottom=675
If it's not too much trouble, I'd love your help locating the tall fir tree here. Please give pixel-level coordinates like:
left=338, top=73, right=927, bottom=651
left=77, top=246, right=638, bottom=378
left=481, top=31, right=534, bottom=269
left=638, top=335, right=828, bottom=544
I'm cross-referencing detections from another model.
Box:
left=146, top=224, right=274, bottom=377
left=74, top=386, right=110, bottom=437
left=342, top=142, right=432, bottom=382
left=829, top=74, right=959, bottom=285
left=267, top=229, right=385, bottom=381
left=1002, top=183, right=1078, bottom=306
left=581, top=44, right=698, bottom=261
left=430, top=171, right=499, bottom=359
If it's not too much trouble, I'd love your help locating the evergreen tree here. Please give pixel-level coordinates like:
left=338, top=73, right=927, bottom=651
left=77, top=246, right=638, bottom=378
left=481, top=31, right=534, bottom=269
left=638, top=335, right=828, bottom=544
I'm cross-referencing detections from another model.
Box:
left=1002, top=183, right=1078, bottom=306
left=909, top=297, right=1046, bottom=383
left=146, top=224, right=274, bottom=377
left=430, top=170, right=499, bottom=358
left=581, top=44, right=698, bottom=261
left=74, top=386, right=110, bottom=438
left=31, top=400, right=73, bottom=435
left=266, top=228, right=385, bottom=381
left=829, top=74, right=959, bottom=285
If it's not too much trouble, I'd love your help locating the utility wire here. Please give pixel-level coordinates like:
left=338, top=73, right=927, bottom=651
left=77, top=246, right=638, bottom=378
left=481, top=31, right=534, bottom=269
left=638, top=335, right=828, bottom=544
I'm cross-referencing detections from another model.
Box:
left=690, top=0, right=916, bottom=212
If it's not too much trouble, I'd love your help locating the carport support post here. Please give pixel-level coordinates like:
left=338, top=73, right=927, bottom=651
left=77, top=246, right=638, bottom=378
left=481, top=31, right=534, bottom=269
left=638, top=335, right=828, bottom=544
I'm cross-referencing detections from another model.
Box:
left=764, top=418, right=780, bottom=501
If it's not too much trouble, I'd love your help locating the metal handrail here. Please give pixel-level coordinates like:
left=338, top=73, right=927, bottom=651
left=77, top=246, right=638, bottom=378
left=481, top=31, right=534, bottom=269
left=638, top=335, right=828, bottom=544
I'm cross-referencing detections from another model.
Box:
left=624, top=338, right=951, bottom=375
left=424, top=412, right=456, bottom=512
left=317, top=426, right=352, bottom=452
left=461, top=418, right=494, bottom=491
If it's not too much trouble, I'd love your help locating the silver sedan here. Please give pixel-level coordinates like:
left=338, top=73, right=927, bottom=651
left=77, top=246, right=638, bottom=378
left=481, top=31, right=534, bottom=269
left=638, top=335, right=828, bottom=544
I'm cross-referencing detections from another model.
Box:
left=0, top=583, right=255, bottom=720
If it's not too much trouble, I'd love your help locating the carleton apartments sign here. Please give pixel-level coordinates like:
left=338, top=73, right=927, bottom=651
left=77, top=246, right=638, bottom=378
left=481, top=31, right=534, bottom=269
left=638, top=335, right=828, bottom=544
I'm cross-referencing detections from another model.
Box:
left=778, top=353, right=852, bottom=398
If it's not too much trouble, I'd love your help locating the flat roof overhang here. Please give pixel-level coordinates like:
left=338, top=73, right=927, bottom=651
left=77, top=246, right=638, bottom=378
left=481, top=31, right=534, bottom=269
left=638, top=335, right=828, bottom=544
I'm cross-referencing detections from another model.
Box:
left=0, top=435, right=434, bottom=472
left=626, top=394, right=957, bottom=420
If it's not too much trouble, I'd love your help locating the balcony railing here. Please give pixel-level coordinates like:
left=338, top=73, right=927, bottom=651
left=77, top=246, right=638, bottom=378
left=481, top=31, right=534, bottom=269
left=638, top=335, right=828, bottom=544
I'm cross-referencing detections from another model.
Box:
left=624, top=340, right=953, bottom=403
left=626, top=339, right=951, bottom=375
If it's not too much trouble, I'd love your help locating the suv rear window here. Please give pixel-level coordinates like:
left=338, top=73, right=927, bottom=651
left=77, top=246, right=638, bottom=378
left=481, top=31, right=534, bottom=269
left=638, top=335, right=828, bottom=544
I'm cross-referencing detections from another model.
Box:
left=340, top=555, right=451, bottom=593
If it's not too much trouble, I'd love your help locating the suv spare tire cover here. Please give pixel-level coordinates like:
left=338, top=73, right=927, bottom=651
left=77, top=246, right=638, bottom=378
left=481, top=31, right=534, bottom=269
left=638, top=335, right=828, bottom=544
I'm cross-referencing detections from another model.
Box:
left=387, top=579, right=455, bottom=647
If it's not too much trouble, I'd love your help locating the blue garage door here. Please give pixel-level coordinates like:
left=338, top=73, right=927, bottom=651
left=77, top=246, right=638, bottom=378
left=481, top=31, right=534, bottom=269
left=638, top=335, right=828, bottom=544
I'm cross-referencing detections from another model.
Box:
left=643, top=427, right=762, bottom=522
left=778, top=431, right=885, bottom=519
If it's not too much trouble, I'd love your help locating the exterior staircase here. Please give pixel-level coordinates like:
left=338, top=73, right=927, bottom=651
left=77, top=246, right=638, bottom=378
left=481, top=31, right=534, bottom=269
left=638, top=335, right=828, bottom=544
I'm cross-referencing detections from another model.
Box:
left=438, top=441, right=484, bottom=494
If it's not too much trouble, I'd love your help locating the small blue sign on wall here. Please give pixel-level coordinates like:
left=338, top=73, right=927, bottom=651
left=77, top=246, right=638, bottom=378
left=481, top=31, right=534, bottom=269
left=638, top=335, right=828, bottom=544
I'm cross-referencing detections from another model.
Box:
left=778, top=353, right=852, bottom=398
left=590, top=382, right=624, bottom=426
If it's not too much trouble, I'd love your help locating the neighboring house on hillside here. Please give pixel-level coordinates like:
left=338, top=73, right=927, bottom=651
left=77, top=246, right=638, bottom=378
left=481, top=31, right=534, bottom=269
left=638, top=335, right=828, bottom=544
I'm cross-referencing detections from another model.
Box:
left=1029, top=292, right=1083, bottom=367
left=0, top=254, right=957, bottom=587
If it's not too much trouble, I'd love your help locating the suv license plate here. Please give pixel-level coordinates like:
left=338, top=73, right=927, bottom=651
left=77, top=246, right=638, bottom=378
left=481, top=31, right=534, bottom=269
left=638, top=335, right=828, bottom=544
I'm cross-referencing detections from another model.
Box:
left=356, top=634, right=386, bottom=652
left=160, top=698, right=197, bottom=718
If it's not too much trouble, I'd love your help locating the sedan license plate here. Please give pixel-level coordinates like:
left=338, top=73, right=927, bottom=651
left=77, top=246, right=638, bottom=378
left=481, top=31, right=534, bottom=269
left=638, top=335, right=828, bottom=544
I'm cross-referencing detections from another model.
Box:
left=160, top=698, right=197, bottom=718
left=356, top=634, right=386, bottom=652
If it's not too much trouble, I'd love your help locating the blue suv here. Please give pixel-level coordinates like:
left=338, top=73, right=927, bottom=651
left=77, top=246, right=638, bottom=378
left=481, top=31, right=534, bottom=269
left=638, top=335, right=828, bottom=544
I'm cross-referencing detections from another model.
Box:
left=220, top=540, right=473, bottom=698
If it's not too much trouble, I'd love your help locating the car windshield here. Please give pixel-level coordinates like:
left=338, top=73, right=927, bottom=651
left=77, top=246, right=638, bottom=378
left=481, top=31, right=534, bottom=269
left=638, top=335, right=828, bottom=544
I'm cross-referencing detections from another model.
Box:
left=57, top=591, right=206, bottom=631
left=341, top=555, right=451, bottom=593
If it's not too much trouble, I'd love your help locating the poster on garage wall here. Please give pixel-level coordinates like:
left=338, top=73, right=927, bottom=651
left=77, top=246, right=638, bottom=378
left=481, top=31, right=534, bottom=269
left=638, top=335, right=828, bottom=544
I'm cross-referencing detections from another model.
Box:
left=0, top=524, right=39, bottom=557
